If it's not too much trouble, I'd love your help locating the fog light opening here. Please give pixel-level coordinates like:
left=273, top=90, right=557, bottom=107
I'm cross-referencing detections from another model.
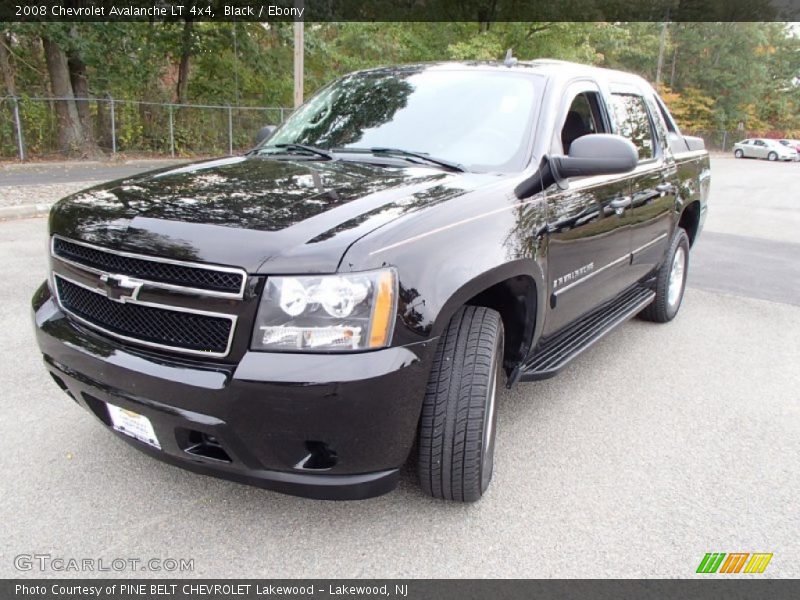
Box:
left=180, top=429, right=232, bottom=463
left=296, top=441, right=338, bottom=471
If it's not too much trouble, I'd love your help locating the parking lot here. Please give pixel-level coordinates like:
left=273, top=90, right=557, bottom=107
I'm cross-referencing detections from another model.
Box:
left=0, top=156, right=798, bottom=578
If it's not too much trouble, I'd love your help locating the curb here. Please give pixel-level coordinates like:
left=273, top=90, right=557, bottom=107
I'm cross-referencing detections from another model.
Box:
left=0, top=203, right=53, bottom=220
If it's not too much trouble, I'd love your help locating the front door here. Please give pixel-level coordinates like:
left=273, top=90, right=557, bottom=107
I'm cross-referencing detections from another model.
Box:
left=543, top=82, right=637, bottom=336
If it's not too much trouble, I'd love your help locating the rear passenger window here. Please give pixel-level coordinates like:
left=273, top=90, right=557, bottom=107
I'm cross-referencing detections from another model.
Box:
left=611, top=94, right=655, bottom=161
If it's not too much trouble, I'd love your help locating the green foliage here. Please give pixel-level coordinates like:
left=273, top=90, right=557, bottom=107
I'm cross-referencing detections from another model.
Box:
left=448, top=33, right=505, bottom=61
left=19, top=97, right=52, bottom=154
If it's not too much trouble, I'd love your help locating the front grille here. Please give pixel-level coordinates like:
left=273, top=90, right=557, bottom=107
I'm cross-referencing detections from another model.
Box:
left=55, top=276, right=234, bottom=356
left=53, top=237, right=244, bottom=295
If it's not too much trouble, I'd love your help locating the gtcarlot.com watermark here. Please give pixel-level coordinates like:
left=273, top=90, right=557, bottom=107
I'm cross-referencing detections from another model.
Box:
left=14, top=553, right=194, bottom=573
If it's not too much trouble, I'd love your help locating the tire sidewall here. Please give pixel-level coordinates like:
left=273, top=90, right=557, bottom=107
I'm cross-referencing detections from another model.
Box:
left=664, top=231, right=690, bottom=320
left=734, top=149, right=743, bottom=158
left=768, top=152, right=777, bottom=161
left=479, top=327, right=504, bottom=494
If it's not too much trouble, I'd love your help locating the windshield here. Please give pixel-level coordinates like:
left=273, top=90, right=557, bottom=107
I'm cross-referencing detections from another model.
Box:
left=263, top=68, right=542, bottom=172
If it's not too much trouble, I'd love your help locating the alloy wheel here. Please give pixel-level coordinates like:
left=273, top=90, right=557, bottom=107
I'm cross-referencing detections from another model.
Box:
left=668, top=246, right=686, bottom=308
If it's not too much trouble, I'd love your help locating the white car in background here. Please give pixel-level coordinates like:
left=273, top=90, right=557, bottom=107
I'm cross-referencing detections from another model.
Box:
left=733, top=138, right=796, bottom=161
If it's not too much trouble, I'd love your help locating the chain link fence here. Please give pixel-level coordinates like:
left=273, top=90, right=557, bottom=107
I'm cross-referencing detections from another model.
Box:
left=5, top=105, right=792, bottom=160
left=686, top=130, right=800, bottom=153
left=0, top=96, right=291, bottom=160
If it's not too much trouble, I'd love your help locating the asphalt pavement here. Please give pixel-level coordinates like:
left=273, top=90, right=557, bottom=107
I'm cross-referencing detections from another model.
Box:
left=0, top=159, right=187, bottom=187
left=0, top=156, right=797, bottom=578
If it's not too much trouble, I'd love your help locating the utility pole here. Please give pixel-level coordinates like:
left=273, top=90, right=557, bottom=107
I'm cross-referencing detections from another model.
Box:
left=293, top=0, right=304, bottom=108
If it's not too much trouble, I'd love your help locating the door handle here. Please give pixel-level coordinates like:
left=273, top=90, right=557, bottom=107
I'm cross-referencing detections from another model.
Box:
left=609, top=196, right=632, bottom=214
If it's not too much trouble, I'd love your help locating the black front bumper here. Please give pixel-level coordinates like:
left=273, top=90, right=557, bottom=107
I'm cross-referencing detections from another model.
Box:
left=32, top=283, right=433, bottom=500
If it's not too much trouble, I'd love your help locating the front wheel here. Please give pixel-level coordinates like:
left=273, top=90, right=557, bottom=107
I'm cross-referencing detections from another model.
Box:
left=768, top=151, right=778, bottom=161
left=640, top=228, right=690, bottom=323
left=734, top=149, right=743, bottom=158
left=417, top=306, right=504, bottom=502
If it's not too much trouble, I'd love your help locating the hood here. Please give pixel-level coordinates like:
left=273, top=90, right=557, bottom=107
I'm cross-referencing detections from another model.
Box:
left=49, top=156, right=487, bottom=273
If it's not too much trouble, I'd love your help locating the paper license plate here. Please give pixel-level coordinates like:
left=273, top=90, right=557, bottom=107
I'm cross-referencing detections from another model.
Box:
left=107, top=404, right=161, bottom=450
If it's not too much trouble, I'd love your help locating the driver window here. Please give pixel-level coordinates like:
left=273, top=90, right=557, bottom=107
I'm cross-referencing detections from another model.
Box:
left=560, top=92, right=607, bottom=154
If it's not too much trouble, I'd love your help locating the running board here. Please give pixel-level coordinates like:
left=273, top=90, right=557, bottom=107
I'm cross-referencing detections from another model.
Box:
left=518, top=286, right=655, bottom=382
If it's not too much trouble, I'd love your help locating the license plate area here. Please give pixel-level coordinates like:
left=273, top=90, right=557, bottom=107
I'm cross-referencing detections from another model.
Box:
left=107, top=403, right=161, bottom=450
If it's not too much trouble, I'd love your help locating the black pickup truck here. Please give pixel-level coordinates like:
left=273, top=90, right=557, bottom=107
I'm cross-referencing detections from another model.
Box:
left=33, top=60, right=710, bottom=502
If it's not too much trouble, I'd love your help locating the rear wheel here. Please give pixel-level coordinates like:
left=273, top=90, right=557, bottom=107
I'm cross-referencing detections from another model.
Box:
left=640, top=228, right=690, bottom=323
left=768, top=151, right=778, bottom=161
left=417, top=306, right=504, bottom=502
left=734, top=149, right=743, bottom=158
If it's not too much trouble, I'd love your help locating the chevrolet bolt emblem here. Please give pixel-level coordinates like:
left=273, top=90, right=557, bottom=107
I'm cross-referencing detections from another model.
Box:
left=98, top=274, right=143, bottom=303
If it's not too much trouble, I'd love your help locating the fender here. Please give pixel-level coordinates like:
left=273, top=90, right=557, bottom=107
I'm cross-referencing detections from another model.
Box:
left=432, top=258, right=545, bottom=339
left=338, top=186, right=550, bottom=356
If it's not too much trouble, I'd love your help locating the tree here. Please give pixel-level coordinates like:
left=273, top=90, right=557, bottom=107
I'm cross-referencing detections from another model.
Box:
left=34, top=22, right=102, bottom=156
left=176, top=19, right=194, bottom=104
left=66, top=25, right=94, bottom=145
left=0, top=30, right=16, bottom=96
left=659, top=86, right=716, bottom=131
left=41, top=35, right=87, bottom=154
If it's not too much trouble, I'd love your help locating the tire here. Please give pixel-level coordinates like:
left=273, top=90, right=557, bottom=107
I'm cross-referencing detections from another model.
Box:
left=734, top=149, right=743, bottom=158
left=417, top=306, right=504, bottom=502
left=768, top=151, right=777, bottom=161
left=640, top=228, right=690, bottom=323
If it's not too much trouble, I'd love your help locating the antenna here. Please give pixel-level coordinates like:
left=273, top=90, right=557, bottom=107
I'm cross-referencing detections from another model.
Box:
left=504, top=48, right=518, bottom=67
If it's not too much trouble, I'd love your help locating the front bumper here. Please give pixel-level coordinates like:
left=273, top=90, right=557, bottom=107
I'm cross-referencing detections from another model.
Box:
left=32, top=283, right=433, bottom=500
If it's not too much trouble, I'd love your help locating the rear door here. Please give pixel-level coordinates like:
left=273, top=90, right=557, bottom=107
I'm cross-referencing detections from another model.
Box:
left=752, top=139, right=768, bottom=158
left=543, top=80, right=637, bottom=336
left=608, top=87, right=678, bottom=279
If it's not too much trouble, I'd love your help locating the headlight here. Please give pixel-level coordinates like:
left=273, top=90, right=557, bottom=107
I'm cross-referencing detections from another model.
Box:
left=251, top=269, right=397, bottom=352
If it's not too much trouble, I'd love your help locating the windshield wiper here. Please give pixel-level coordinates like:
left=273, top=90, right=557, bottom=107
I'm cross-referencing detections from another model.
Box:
left=340, top=147, right=465, bottom=172
left=254, top=143, right=335, bottom=160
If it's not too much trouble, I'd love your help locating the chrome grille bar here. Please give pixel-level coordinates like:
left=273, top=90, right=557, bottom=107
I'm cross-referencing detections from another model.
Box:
left=51, top=235, right=247, bottom=299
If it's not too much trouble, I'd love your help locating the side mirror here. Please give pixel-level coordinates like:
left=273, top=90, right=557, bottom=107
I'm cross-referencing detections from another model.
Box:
left=514, top=134, right=638, bottom=199
left=254, top=125, right=277, bottom=146
left=552, top=134, right=638, bottom=179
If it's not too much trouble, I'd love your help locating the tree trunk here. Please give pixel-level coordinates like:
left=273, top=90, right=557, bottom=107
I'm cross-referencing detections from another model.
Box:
left=176, top=20, right=193, bottom=105
left=43, top=36, right=85, bottom=154
left=67, top=26, right=95, bottom=146
left=68, top=54, right=94, bottom=139
left=477, top=0, right=497, bottom=33
left=0, top=32, right=16, bottom=96
left=669, top=47, right=678, bottom=88
left=655, top=21, right=669, bottom=87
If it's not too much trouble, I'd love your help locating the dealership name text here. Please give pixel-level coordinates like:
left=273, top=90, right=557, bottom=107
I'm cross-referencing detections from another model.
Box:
left=16, top=584, right=407, bottom=597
